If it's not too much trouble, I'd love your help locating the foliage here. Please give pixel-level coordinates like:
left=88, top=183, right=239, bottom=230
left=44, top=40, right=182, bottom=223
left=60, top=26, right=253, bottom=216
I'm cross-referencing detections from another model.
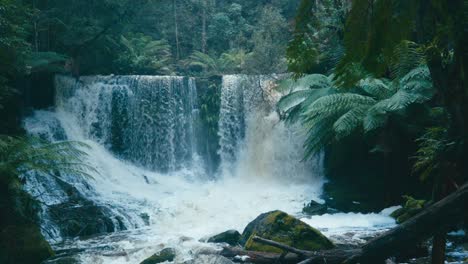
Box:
left=184, top=49, right=247, bottom=76
left=412, top=125, right=454, bottom=182
left=116, top=33, right=173, bottom=75
left=287, top=0, right=348, bottom=78
left=0, top=136, right=93, bottom=180
left=244, top=5, right=289, bottom=74
left=277, top=66, right=434, bottom=158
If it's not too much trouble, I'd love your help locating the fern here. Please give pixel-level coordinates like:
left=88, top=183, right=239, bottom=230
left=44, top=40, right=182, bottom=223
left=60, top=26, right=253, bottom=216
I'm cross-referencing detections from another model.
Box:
left=333, top=107, right=367, bottom=139
left=277, top=65, right=434, bottom=158
left=0, top=136, right=95, bottom=180
left=391, top=41, right=426, bottom=79
left=412, top=127, right=453, bottom=181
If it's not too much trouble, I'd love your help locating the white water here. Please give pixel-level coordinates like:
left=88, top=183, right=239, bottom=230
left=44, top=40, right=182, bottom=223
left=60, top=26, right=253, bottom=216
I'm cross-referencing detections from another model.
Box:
left=23, top=75, right=396, bottom=263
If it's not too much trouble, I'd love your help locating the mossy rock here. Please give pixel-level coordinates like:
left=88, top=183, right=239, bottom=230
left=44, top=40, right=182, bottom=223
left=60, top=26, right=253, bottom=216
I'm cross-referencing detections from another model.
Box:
left=0, top=225, right=54, bottom=264
left=140, top=248, right=176, bottom=264
left=207, top=230, right=241, bottom=246
left=390, top=196, right=427, bottom=224
left=240, top=210, right=334, bottom=253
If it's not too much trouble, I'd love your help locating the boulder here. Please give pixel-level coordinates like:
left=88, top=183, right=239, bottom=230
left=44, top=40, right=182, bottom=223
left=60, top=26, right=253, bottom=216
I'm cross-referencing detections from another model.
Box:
left=302, top=200, right=328, bottom=216
left=140, top=248, right=176, bottom=264
left=240, top=210, right=334, bottom=253
left=207, top=230, right=241, bottom=246
left=390, top=196, right=427, bottom=224
left=0, top=225, right=54, bottom=264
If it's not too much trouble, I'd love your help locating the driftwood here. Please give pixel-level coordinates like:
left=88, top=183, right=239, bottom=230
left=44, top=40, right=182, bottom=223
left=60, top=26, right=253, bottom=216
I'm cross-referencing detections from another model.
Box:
left=220, top=246, right=300, bottom=263
left=221, top=183, right=468, bottom=264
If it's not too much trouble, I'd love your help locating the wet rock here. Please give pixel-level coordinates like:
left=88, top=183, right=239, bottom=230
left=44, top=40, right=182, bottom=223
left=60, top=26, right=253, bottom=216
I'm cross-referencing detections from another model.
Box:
left=207, top=230, right=241, bottom=246
left=0, top=225, right=54, bottom=264
left=43, top=256, right=79, bottom=264
left=140, top=248, right=176, bottom=264
left=47, top=179, right=122, bottom=238
left=302, top=200, right=328, bottom=216
left=390, top=196, right=427, bottom=224
left=49, top=201, right=116, bottom=237
left=140, top=213, right=150, bottom=225
left=240, top=210, right=334, bottom=253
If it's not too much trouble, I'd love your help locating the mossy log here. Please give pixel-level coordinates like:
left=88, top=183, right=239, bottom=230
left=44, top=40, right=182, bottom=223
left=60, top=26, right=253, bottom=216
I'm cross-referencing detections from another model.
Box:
left=221, top=183, right=468, bottom=263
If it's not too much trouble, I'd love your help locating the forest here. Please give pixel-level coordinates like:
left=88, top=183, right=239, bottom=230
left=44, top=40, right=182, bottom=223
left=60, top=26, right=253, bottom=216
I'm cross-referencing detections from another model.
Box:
left=0, top=0, right=467, bottom=264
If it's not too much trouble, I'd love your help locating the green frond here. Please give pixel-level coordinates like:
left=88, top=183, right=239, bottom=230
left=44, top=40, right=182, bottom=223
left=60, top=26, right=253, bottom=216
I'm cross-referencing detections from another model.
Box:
left=357, top=77, right=393, bottom=99
left=303, top=118, right=336, bottom=158
left=304, top=93, right=376, bottom=117
left=277, top=88, right=334, bottom=114
left=0, top=136, right=95, bottom=180
left=333, top=107, right=367, bottom=139
left=412, top=127, right=452, bottom=181
left=391, top=40, right=426, bottom=79
left=276, top=74, right=332, bottom=93
left=363, top=111, right=388, bottom=132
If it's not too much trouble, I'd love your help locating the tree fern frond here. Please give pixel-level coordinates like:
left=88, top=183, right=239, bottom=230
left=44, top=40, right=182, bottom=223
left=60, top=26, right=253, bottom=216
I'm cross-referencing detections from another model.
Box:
left=333, top=107, right=367, bottom=139
left=303, top=117, right=336, bottom=158
left=0, top=136, right=95, bottom=180
left=277, top=88, right=334, bottom=113
left=304, top=93, right=376, bottom=118
left=391, top=40, right=426, bottom=79
left=276, top=74, right=332, bottom=93
left=363, top=111, right=388, bottom=132
left=357, top=77, right=393, bottom=99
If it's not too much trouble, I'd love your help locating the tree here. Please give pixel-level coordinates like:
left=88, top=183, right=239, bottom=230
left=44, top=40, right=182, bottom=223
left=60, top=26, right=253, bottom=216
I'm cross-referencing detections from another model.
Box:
left=245, top=5, right=289, bottom=74
left=287, top=0, right=349, bottom=77
left=277, top=66, right=433, bottom=158
left=288, top=0, right=468, bottom=262
left=116, top=33, right=173, bottom=75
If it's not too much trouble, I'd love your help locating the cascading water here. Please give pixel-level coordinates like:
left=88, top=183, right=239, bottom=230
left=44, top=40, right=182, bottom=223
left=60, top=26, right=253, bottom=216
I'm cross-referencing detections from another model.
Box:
left=54, top=75, right=198, bottom=172
left=23, top=74, right=395, bottom=263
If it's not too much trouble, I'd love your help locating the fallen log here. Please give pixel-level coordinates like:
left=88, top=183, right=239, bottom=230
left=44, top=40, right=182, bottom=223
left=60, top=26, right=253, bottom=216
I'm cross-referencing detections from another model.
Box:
left=228, top=183, right=468, bottom=264
left=219, top=246, right=300, bottom=263
left=345, top=182, right=468, bottom=263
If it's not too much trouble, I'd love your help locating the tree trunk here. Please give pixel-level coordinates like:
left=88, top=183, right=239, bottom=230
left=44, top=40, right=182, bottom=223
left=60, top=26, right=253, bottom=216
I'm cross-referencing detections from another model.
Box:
left=431, top=232, right=447, bottom=264
left=201, top=0, right=207, bottom=53
left=173, top=0, right=180, bottom=60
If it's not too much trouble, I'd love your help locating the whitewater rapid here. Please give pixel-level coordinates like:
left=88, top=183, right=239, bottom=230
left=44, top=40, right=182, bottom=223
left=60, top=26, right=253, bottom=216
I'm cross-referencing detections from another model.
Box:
left=23, top=75, right=396, bottom=263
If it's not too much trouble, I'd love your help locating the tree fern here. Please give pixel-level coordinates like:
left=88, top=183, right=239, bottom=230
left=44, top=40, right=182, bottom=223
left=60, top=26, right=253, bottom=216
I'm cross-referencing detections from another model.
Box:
left=0, top=136, right=94, bottom=180
left=278, top=65, right=434, bottom=158
left=333, top=107, right=368, bottom=139
left=390, top=41, right=426, bottom=79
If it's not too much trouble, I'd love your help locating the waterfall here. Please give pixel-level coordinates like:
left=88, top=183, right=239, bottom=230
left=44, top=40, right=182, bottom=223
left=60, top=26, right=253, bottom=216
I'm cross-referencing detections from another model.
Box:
left=218, top=75, right=324, bottom=183
left=23, top=74, right=325, bottom=263
left=54, top=75, right=198, bottom=172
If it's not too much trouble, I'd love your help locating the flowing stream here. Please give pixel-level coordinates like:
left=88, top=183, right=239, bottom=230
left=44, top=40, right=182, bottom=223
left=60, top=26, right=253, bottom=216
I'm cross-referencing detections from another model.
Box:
left=23, top=75, right=396, bottom=263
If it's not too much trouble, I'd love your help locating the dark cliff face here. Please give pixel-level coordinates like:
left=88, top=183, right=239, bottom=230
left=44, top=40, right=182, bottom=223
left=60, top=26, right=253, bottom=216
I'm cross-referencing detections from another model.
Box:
left=0, top=173, right=54, bottom=264
left=195, top=75, right=222, bottom=176
left=323, top=131, right=431, bottom=213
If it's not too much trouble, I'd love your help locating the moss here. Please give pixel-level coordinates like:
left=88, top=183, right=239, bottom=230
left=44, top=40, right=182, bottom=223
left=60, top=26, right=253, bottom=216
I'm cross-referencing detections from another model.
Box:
left=0, top=225, right=54, bottom=264
left=140, top=248, right=176, bottom=264
left=242, top=210, right=334, bottom=253
left=390, top=196, right=427, bottom=224
left=207, top=230, right=241, bottom=245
